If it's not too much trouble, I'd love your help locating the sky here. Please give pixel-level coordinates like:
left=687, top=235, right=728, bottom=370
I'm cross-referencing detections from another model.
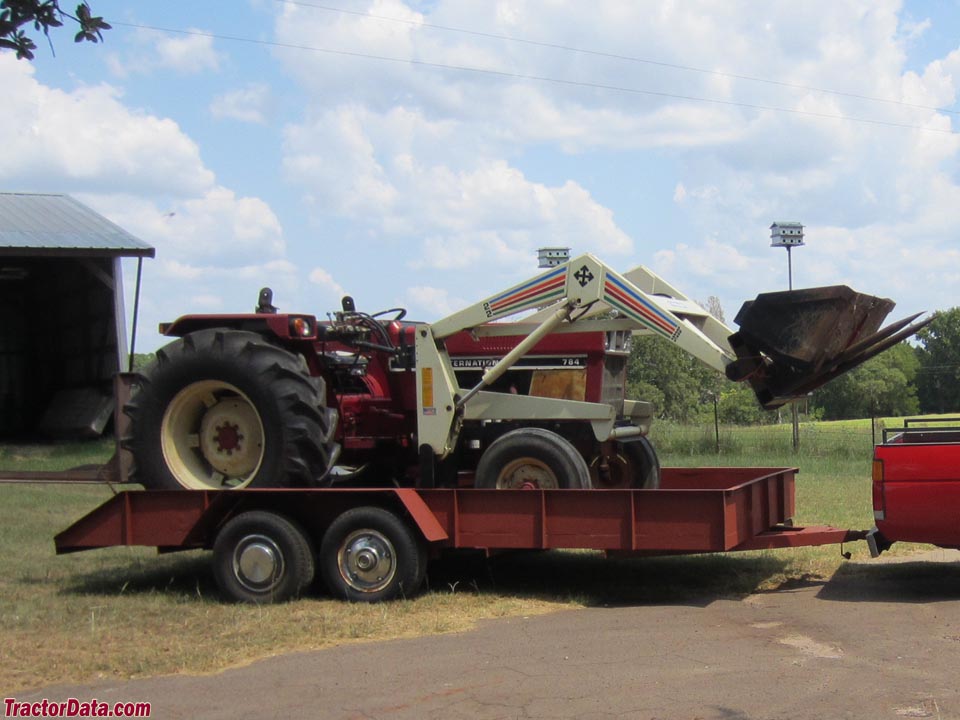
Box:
left=4, top=0, right=960, bottom=352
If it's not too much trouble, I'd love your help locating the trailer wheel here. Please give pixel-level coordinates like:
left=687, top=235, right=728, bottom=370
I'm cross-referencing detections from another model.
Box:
left=213, top=511, right=315, bottom=604
left=590, top=436, right=661, bottom=489
left=475, top=427, right=591, bottom=489
left=319, top=507, right=426, bottom=602
left=124, top=328, right=338, bottom=490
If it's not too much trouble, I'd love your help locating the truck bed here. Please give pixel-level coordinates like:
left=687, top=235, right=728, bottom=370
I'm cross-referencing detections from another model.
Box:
left=873, top=424, right=960, bottom=550
left=56, top=467, right=859, bottom=556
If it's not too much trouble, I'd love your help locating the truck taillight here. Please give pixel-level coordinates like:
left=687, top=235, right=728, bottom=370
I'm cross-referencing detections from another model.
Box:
left=872, top=458, right=885, bottom=520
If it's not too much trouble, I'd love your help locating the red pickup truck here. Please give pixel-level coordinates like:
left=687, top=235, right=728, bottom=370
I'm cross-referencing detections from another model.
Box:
left=869, top=418, right=960, bottom=556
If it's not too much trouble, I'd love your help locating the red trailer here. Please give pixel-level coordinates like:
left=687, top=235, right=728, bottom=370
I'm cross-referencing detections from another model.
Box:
left=56, top=467, right=864, bottom=603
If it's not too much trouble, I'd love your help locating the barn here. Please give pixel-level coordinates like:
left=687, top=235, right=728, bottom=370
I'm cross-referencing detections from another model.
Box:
left=0, top=192, right=154, bottom=440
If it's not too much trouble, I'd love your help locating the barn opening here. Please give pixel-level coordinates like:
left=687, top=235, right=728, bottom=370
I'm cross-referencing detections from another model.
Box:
left=0, top=193, right=154, bottom=440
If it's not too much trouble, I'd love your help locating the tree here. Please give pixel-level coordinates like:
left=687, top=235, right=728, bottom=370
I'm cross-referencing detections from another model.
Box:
left=0, top=1, right=109, bottom=60
left=811, top=341, right=920, bottom=420
left=916, top=308, right=960, bottom=414
left=627, top=335, right=723, bottom=422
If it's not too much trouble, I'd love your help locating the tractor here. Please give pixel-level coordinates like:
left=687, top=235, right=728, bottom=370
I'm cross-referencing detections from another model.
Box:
left=123, top=254, right=925, bottom=493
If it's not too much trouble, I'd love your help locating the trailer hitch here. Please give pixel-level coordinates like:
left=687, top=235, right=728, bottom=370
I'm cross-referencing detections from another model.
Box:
left=726, top=286, right=931, bottom=409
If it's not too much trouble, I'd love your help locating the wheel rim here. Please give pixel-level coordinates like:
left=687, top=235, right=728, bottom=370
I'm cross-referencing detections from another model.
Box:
left=496, top=457, right=559, bottom=489
left=161, top=380, right=266, bottom=489
left=590, top=450, right=633, bottom=489
left=337, top=529, right=397, bottom=594
left=232, top=534, right=284, bottom=594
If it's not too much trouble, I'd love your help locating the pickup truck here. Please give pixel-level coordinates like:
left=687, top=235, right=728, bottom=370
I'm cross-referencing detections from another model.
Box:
left=869, top=418, right=960, bottom=556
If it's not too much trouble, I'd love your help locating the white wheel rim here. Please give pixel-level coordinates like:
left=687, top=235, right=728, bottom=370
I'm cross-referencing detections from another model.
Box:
left=161, top=380, right=266, bottom=490
left=496, top=457, right=559, bottom=489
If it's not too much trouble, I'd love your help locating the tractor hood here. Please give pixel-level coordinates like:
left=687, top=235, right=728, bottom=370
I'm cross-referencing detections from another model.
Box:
left=726, top=286, right=930, bottom=410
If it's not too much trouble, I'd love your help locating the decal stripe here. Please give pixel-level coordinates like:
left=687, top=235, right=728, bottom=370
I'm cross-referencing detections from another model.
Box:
left=605, top=285, right=676, bottom=335
left=603, top=276, right=679, bottom=338
left=488, top=267, right=565, bottom=306
left=489, top=269, right=566, bottom=315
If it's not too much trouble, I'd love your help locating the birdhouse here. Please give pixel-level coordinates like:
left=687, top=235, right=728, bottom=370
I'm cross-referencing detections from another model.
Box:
left=770, top=222, right=804, bottom=247
left=537, top=247, right=571, bottom=268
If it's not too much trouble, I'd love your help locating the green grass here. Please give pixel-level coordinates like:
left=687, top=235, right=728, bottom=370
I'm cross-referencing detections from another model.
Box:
left=0, top=418, right=944, bottom=692
left=0, top=438, right=115, bottom=472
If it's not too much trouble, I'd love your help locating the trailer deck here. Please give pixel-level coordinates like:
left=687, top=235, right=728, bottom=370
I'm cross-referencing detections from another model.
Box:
left=55, top=467, right=864, bottom=602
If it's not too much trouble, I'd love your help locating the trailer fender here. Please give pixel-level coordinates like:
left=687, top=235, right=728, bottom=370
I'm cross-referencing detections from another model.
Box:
left=392, top=488, right=448, bottom=543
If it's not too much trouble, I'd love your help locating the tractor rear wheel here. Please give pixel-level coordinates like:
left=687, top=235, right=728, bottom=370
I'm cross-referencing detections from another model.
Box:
left=125, top=328, right=338, bottom=490
left=589, top=435, right=661, bottom=489
left=475, top=427, right=592, bottom=489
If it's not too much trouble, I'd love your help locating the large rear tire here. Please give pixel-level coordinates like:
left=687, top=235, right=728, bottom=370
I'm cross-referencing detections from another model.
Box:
left=474, top=427, right=592, bottom=489
left=124, top=328, right=338, bottom=490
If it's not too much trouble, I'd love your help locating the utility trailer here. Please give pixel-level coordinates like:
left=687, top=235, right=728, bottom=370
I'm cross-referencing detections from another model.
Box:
left=55, top=468, right=865, bottom=603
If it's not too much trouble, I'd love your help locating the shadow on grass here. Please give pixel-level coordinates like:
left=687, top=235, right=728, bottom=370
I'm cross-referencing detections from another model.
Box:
left=425, top=549, right=792, bottom=608
left=58, top=548, right=793, bottom=608
left=58, top=552, right=218, bottom=601
left=815, top=559, right=960, bottom=604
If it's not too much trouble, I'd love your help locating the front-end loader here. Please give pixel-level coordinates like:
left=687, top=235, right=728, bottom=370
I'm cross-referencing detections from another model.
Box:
left=123, top=254, right=926, bottom=493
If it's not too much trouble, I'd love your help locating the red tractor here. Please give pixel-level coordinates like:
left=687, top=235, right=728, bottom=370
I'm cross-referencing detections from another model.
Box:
left=124, top=255, right=923, bottom=493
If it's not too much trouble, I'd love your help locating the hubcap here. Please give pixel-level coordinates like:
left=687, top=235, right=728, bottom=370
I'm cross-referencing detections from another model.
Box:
left=496, top=457, right=558, bottom=489
left=161, top=380, right=266, bottom=489
left=233, top=535, right=284, bottom=592
left=337, top=529, right=397, bottom=593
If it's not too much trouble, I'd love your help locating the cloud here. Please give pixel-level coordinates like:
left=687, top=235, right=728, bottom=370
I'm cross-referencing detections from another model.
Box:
left=0, top=55, right=213, bottom=196
left=404, top=286, right=467, bottom=319
left=283, top=106, right=633, bottom=272
left=154, top=31, right=223, bottom=73
left=210, top=83, right=272, bottom=124
left=308, top=267, right=348, bottom=300
left=107, top=28, right=223, bottom=77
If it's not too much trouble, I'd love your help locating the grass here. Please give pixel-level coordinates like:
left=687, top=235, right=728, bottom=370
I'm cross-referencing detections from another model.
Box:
left=0, top=417, right=942, bottom=692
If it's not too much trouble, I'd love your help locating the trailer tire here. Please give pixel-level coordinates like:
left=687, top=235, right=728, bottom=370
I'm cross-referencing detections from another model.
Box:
left=124, top=328, right=338, bottom=490
left=213, top=511, right=315, bottom=604
left=319, top=507, right=426, bottom=602
left=590, top=435, right=661, bottom=489
left=475, top=427, right=592, bottom=489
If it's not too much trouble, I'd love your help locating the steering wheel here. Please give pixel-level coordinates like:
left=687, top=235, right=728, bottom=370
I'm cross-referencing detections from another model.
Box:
left=370, top=307, right=407, bottom=321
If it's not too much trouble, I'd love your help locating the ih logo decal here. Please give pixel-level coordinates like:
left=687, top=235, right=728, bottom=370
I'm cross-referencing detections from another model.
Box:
left=574, top=265, right=595, bottom=287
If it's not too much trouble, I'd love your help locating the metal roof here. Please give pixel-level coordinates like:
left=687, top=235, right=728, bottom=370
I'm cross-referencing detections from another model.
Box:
left=0, top=192, right=155, bottom=258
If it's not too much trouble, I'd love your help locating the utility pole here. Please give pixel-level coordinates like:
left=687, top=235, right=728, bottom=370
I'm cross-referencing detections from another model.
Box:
left=770, top=222, right=805, bottom=452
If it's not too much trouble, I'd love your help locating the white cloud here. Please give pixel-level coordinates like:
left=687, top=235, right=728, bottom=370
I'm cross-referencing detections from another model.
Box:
left=283, top=106, right=633, bottom=272
left=210, top=83, right=272, bottom=124
left=308, top=267, right=347, bottom=300
left=84, top=188, right=284, bottom=265
left=405, top=286, right=467, bottom=319
left=107, top=28, right=223, bottom=76
left=154, top=31, right=222, bottom=73
left=0, top=55, right=213, bottom=196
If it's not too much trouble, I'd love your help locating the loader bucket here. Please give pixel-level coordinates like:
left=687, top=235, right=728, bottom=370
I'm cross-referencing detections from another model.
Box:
left=726, top=286, right=930, bottom=409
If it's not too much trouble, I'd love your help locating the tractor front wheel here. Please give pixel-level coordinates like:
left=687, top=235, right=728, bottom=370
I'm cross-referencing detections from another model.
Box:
left=474, top=427, right=592, bottom=490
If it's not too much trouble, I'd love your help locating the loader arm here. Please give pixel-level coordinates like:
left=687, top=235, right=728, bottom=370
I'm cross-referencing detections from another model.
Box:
left=414, top=252, right=929, bottom=458
left=416, top=254, right=737, bottom=457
